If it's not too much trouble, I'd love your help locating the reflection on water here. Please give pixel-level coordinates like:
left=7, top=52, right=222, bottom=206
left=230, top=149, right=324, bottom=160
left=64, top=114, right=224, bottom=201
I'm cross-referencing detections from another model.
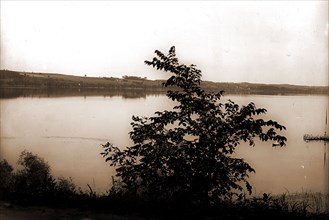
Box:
left=0, top=93, right=328, bottom=195
left=0, top=87, right=165, bottom=99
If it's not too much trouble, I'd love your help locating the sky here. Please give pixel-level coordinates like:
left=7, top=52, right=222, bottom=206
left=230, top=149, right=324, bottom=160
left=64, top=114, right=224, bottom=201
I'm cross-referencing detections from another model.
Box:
left=0, top=1, right=328, bottom=86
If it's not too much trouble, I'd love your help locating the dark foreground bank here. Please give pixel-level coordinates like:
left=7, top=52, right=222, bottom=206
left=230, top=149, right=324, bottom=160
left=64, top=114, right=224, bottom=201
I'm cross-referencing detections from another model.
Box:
left=1, top=196, right=329, bottom=220
left=1, top=151, right=329, bottom=220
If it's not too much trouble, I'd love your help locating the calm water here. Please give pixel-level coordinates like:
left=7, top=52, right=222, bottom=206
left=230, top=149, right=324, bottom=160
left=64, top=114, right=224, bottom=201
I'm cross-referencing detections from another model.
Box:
left=0, top=94, right=328, bottom=195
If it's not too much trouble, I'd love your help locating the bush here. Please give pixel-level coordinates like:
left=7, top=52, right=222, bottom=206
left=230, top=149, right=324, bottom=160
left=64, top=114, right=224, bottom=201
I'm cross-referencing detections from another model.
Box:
left=101, top=46, right=287, bottom=206
left=12, top=150, right=56, bottom=202
left=0, top=151, right=81, bottom=205
left=54, top=177, right=77, bottom=199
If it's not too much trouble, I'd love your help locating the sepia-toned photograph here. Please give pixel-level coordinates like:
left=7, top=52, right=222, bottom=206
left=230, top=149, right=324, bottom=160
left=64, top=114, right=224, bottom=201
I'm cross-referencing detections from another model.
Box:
left=0, top=1, right=328, bottom=219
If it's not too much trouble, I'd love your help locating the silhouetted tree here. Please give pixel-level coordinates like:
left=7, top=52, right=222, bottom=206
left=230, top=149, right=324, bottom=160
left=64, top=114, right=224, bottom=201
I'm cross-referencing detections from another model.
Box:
left=0, top=159, right=14, bottom=199
left=102, top=46, right=287, bottom=205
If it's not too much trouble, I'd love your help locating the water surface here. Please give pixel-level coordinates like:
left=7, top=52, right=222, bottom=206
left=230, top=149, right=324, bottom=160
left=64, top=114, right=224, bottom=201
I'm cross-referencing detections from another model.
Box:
left=1, top=94, right=328, bottom=195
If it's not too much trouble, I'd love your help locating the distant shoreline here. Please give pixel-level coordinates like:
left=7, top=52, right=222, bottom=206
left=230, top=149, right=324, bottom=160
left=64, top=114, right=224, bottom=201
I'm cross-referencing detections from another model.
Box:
left=1, top=69, right=328, bottom=97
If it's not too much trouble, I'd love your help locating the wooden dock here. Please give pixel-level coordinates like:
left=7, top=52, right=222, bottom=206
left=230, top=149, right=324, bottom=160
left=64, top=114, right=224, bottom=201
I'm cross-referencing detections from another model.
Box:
left=303, top=134, right=329, bottom=142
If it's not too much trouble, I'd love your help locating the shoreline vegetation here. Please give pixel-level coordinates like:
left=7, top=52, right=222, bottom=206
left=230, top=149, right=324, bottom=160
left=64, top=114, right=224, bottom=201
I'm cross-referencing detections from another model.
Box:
left=1, top=69, right=328, bottom=99
left=0, top=151, right=328, bottom=220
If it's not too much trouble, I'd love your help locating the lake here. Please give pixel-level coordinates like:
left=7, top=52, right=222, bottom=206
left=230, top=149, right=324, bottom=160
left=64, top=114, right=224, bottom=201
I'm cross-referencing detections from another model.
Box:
left=0, top=93, right=328, bottom=196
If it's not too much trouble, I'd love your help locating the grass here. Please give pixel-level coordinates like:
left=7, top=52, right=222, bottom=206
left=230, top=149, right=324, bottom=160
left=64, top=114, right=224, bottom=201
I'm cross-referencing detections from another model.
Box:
left=273, top=191, right=329, bottom=214
left=1, top=184, right=328, bottom=219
